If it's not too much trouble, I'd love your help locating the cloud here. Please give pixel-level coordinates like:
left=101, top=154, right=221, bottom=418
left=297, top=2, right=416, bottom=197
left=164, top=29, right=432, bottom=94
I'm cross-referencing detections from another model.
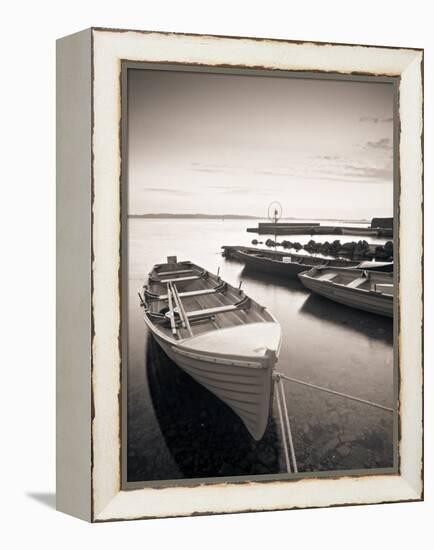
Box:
left=141, top=187, right=195, bottom=196
left=365, top=138, right=392, bottom=150
left=189, top=163, right=299, bottom=179
left=210, top=184, right=284, bottom=195
left=306, top=153, right=393, bottom=183
left=360, top=116, right=393, bottom=124
left=305, top=152, right=392, bottom=182
left=342, top=163, right=392, bottom=180
left=184, top=156, right=392, bottom=187
left=310, top=154, right=342, bottom=161
left=210, top=185, right=248, bottom=193
left=360, top=116, right=379, bottom=123
left=190, top=167, right=226, bottom=174
left=189, top=163, right=235, bottom=175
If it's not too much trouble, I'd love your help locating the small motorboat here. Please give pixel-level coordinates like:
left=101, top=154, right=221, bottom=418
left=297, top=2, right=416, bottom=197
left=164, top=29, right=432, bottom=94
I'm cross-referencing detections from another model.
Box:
left=139, top=256, right=282, bottom=441
left=298, top=266, right=394, bottom=317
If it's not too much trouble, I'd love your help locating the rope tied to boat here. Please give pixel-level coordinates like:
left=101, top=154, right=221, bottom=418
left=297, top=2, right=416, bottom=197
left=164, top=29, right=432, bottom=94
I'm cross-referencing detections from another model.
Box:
left=273, top=371, right=394, bottom=475
left=273, top=373, right=298, bottom=474
left=276, top=372, right=394, bottom=413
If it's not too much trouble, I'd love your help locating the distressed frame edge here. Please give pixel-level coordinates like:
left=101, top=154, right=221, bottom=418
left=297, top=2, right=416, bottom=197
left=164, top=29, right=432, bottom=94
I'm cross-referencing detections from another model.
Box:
left=56, top=27, right=93, bottom=522
left=95, top=476, right=421, bottom=522
left=90, top=25, right=424, bottom=53
left=90, top=29, right=423, bottom=522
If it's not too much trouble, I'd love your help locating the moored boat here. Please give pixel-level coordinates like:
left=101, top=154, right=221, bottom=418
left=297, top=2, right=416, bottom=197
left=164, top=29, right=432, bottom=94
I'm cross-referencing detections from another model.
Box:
left=222, top=246, right=392, bottom=278
left=298, top=266, right=393, bottom=317
left=341, top=227, right=379, bottom=236
left=234, top=248, right=360, bottom=278
left=139, top=256, right=282, bottom=441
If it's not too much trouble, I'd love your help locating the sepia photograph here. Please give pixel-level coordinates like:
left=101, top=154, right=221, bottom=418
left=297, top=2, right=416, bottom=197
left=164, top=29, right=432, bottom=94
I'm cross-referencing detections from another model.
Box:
left=123, top=65, right=397, bottom=485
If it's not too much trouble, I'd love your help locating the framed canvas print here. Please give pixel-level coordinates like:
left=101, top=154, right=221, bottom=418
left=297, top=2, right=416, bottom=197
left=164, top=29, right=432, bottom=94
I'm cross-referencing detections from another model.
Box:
left=56, top=28, right=423, bottom=522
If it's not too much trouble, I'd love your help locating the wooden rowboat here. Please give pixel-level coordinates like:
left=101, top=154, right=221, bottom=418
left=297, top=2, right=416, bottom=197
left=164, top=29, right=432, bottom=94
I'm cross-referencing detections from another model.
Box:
left=139, top=256, right=282, bottom=441
left=341, top=227, right=379, bottom=236
left=222, top=246, right=392, bottom=278
left=298, top=266, right=394, bottom=317
left=234, top=248, right=359, bottom=278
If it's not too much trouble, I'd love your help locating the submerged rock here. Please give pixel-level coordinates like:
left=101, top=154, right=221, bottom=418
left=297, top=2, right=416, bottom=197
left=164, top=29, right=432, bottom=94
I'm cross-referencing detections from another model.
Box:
left=336, top=444, right=351, bottom=457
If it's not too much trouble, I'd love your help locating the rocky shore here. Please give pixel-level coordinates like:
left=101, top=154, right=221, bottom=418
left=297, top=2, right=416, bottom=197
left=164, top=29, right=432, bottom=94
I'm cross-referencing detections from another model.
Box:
left=250, top=238, right=394, bottom=261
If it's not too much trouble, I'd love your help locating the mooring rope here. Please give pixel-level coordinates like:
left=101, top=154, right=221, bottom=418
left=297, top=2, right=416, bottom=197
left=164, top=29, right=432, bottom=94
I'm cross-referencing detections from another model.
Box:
left=276, top=372, right=394, bottom=413
left=273, top=373, right=299, bottom=473
left=274, top=376, right=292, bottom=473
left=278, top=377, right=298, bottom=473
left=273, top=370, right=394, bottom=474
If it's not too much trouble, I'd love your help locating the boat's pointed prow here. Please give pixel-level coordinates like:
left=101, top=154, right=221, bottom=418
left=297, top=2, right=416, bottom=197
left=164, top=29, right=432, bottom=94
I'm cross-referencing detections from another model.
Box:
left=171, top=323, right=281, bottom=441
left=180, top=322, right=281, bottom=358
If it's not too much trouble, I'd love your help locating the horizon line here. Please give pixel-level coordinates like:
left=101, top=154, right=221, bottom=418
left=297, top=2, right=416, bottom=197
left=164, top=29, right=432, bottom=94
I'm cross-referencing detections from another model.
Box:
left=127, top=213, right=377, bottom=222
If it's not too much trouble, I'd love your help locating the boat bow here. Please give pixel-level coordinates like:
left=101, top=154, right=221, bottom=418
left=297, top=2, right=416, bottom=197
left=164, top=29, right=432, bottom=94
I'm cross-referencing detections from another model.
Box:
left=178, top=322, right=281, bottom=362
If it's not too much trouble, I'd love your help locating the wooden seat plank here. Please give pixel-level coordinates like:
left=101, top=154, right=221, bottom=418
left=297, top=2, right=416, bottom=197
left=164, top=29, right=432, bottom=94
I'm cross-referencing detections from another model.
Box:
left=157, top=268, right=194, bottom=276
left=317, top=272, right=337, bottom=282
left=187, top=304, right=240, bottom=319
left=159, top=274, right=201, bottom=284
left=347, top=276, right=368, bottom=289
left=156, top=287, right=221, bottom=300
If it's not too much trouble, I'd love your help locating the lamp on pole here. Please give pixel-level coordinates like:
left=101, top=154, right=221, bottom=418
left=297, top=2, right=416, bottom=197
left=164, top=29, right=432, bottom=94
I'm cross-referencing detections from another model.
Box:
left=267, top=201, right=283, bottom=256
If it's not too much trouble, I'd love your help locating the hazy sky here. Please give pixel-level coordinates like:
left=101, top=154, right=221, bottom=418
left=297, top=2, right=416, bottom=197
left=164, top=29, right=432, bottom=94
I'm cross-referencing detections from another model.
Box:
left=128, top=69, right=394, bottom=219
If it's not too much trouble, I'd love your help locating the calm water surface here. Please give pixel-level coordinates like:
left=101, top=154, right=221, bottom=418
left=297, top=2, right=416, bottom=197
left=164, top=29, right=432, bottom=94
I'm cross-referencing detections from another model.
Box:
left=127, top=219, right=394, bottom=482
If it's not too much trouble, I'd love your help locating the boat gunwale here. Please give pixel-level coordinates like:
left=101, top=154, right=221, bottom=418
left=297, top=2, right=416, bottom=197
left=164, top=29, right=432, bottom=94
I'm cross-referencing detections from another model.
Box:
left=142, top=261, right=282, bottom=356
left=227, top=245, right=361, bottom=267
left=236, top=249, right=352, bottom=269
left=224, top=245, right=393, bottom=272
left=298, top=267, right=394, bottom=299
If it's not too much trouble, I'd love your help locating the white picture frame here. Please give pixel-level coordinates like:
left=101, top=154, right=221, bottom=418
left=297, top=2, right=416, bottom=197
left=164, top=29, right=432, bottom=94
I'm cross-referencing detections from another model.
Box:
left=56, top=27, right=423, bottom=522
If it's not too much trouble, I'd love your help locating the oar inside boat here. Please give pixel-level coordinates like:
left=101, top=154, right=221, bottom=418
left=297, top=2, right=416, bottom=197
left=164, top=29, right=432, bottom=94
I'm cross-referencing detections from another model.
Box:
left=169, top=281, right=193, bottom=337
left=165, top=283, right=178, bottom=337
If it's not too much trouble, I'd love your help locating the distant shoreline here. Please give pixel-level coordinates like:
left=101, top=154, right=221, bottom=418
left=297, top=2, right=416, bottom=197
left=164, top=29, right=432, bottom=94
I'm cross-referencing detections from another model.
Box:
left=128, top=213, right=371, bottom=223
left=128, top=213, right=263, bottom=220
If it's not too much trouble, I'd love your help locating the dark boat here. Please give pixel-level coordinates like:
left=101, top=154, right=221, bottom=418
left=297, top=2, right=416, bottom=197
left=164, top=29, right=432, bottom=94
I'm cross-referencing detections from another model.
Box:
left=222, top=246, right=393, bottom=278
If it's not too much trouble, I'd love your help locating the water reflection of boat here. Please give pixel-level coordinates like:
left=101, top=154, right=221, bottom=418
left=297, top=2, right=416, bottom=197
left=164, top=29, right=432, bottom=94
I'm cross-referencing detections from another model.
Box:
left=298, top=267, right=393, bottom=318
left=299, top=293, right=393, bottom=344
left=239, top=266, right=307, bottom=294
left=146, top=335, right=281, bottom=478
left=140, top=256, right=282, bottom=440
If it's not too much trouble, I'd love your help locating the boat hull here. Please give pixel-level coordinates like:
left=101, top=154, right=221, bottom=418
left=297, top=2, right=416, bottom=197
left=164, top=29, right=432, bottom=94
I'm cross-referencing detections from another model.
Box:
left=299, top=270, right=393, bottom=317
left=141, top=258, right=281, bottom=441
left=152, top=332, right=275, bottom=441
left=341, top=228, right=379, bottom=236
left=234, top=248, right=361, bottom=279
left=239, top=250, right=307, bottom=278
